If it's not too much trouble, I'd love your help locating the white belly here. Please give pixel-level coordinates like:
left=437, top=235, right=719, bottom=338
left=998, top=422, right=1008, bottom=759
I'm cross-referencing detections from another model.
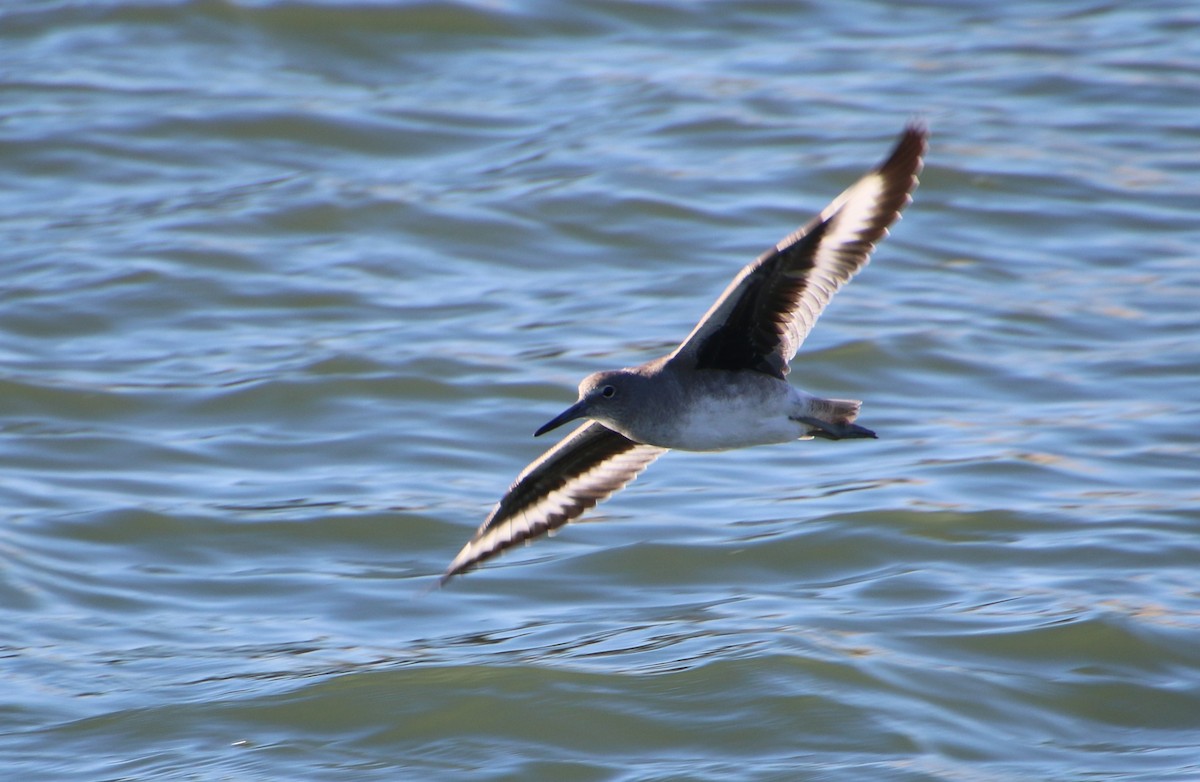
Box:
left=662, top=375, right=813, bottom=451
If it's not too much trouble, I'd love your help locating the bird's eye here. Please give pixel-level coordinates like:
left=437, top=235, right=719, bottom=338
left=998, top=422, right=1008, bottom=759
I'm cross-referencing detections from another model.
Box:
left=601, top=385, right=616, bottom=398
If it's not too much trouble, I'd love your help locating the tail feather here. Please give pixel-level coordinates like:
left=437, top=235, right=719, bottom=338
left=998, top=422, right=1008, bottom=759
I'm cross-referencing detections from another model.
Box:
left=796, top=398, right=876, bottom=440
left=822, top=397, right=862, bottom=425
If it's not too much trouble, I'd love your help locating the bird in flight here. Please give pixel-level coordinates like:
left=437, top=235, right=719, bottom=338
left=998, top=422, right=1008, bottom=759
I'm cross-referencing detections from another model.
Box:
left=443, top=125, right=926, bottom=584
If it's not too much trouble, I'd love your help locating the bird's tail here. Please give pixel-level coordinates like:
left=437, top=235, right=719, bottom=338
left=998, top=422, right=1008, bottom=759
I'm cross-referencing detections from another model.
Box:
left=798, top=398, right=877, bottom=440
left=825, top=397, right=862, bottom=424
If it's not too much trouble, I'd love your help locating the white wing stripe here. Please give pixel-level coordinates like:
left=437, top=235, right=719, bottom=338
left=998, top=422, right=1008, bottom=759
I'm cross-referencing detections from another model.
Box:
left=443, top=433, right=665, bottom=580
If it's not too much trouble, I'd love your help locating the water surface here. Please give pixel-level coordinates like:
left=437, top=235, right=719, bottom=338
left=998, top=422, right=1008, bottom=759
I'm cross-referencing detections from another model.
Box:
left=3, top=1, right=1199, bottom=779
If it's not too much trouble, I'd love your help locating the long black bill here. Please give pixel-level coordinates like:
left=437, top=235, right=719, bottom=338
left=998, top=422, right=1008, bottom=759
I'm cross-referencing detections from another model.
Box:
left=534, top=400, right=589, bottom=437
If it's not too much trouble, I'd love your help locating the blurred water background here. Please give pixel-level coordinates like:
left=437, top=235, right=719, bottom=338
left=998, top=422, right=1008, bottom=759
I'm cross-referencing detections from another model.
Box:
left=3, top=1, right=1199, bottom=779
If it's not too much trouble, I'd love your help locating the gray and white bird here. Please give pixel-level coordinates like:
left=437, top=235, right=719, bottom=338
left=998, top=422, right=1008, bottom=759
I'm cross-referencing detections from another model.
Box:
left=443, top=125, right=926, bottom=584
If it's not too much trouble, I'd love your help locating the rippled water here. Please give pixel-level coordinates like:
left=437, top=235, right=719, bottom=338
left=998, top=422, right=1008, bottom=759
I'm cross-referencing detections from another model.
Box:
left=3, top=1, right=1199, bottom=779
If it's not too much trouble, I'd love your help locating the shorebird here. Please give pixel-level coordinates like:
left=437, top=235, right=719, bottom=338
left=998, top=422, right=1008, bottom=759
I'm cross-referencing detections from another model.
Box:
left=442, top=125, right=926, bottom=584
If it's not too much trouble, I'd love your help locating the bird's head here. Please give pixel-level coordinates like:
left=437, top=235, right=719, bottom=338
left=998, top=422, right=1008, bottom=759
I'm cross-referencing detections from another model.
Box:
left=534, top=369, right=642, bottom=437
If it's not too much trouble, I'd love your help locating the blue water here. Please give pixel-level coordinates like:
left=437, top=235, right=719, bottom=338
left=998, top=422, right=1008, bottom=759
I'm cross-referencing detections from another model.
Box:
left=3, top=1, right=1199, bottom=779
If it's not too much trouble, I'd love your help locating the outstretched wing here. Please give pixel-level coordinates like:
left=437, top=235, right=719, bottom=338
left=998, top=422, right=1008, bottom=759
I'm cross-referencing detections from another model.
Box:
left=670, top=125, right=926, bottom=379
left=442, top=422, right=666, bottom=584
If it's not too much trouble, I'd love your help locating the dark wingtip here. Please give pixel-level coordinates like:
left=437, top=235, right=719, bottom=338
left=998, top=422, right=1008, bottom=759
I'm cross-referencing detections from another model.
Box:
left=858, top=123, right=927, bottom=240
left=881, top=123, right=928, bottom=186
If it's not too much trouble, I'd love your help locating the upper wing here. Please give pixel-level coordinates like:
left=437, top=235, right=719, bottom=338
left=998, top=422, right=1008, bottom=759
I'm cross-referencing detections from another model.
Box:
left=441, top=421, right=666, bottom=584
left=670, top=125, right=927, bottom=379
